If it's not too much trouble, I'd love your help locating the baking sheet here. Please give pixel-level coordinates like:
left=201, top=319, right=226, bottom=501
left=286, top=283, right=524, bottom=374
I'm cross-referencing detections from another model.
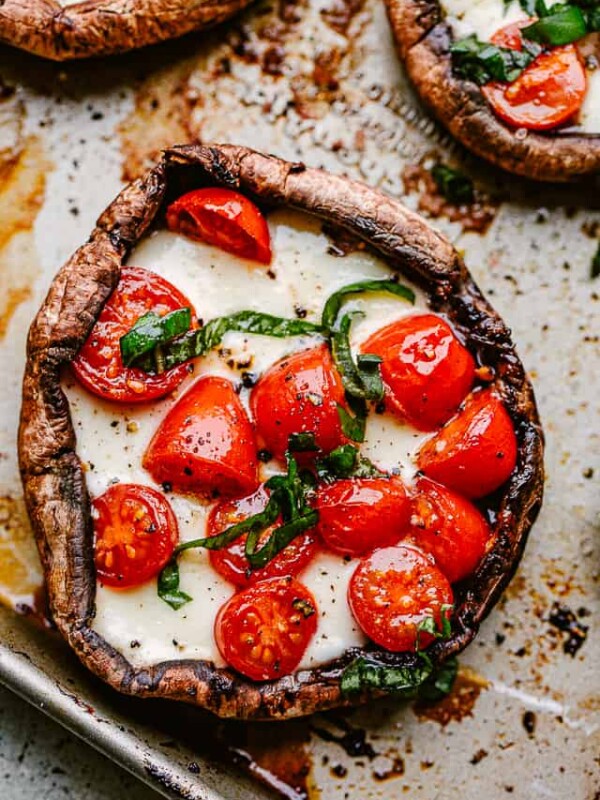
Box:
left=0, top=1, right=598, bottom=798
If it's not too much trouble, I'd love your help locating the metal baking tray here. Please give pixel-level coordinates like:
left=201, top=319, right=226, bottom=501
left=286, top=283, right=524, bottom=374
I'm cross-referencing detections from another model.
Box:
left=0, top=2, right=598, bottom=798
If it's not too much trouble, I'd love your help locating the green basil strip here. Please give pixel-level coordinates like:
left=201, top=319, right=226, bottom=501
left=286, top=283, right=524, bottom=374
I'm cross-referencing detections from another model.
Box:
left=450, top=35, right=538, bottom=85
left=288, top=432, right=319, bottom=452
left=430, top=164, right=474, bottom=205
left=133, top=311, right=324, bottom=372
left=157, top=558, right=193, bottom=610
left=340, top=655, right=434, bottom=697
left=416, top=604, right=454, bottom=650
left=522, top=6, right=587, bottom=45
left=174, top=497, right=281, bottom=555
left=244, top=510, right=318, bottom=569
left=321, top=279, right=415, bottom=331
left=120, top=308, right=192, bottom=369
left=591, top=242, right=600, bottom=280
left=316, top=444, right=385, bottom=481
left=337, top=395, right=367, bottom=443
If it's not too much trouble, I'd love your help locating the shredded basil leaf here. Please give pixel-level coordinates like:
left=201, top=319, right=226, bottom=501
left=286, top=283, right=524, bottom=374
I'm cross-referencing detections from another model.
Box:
left=337, top=395, right=368, bottom=443
left=288, top=432, right=320, bottom=452
left=340, top=653, right=458, bottom=699
left=157, top=559, right=193, bottom=610
left=132, top=311, right=324, bottom=372
left=591, top=242, right=600, bottom=279
left=120, top=308, right=192, bottom=369
left=522, top=5, right=587, bottom=45
left=418, top=658, right=459, bottom=702
left=416, top=604, right=454, bottom=650
left=321, top=279, right=415, bottom=331
left=315, top=444, right=385, bottom=481
left=450, top=35, right=539, bottom=85
left=245, top=509, right=318, bottom=568
left=431, top=164, right=475, bottom=205
left=331, top=312, right=384, bottom=401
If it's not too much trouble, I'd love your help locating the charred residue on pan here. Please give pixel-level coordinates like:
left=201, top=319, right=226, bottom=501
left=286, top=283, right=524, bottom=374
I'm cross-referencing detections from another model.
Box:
left=401, top=160, right=498, bottom=234
left=413, top=666, right=489, bottom=727
left=0, top=83, right=49, bottom=616
left=547, top=603, right=589, bottom=657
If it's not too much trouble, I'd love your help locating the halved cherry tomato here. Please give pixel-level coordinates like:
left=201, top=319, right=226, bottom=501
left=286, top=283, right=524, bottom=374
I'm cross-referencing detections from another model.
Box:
left=92, top=483, right=178, bottom=588
left=207, top=486, right=319, bottom=587
left=348, top=544, right=453, bottom=652
left=251, top=344, right=347, bottom=461
left=405, top=477, right=491, bottom=583
left=482, top=21, right=586, bottom=131
left=215, top=577, right=318, bottom=681
left=143, top=375, right=259, bottom=498
left=166, top=188, right=272, bottom=265
left=315, top=476, right=411, bottom=557
left=417, top=388, right=518, bottom=499
left=72, top=266, right=195, bottom=404
left=361, top=314, right=475, bottom=430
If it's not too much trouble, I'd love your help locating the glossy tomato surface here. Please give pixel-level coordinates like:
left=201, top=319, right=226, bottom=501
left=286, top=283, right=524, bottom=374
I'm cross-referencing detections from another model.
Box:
left=72, top=266, right=194, bottom=403
left=215, top=577, right=318, bottom=681
left=207, top=486, right=319, bottom=587
left=349, top=544, right=453, bottom=652
left=166, top=188, right=272, bottom=264
left=251, top=344, right=347, bottom=460
left=406, top=477, right=491, bottom=583
left=143, top=375, right=259, bottom=498
left=93, top=483, right=178, bottom=587
left=417, top=388, right=518, bottom=499
left=315, top=476, right=411, bottom=557
left=361, top=314, right=475, bottom=430
left=482, top=21, right=586, bottom=131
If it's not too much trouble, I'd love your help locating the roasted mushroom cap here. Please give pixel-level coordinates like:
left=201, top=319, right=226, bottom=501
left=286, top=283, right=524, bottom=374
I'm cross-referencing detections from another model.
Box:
left=0, top=0, right=255, bottom=61
left=18, top=144, right=544, bottom=719
left=385, top=0, right=600, bottom=182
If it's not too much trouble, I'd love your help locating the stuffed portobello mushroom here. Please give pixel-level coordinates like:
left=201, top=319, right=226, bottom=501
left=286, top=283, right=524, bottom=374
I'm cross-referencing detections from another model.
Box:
left=19, top=144, right=544, bottom=720
left=385, top=0, right=600, bottom=181
left=0, top=0, right=255, bottom=61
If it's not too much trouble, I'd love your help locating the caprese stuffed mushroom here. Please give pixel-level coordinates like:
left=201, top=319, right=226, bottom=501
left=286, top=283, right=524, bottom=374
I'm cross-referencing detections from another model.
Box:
left=19, top=145, right=544, bottom=719
left=385, top=0, right=600, bottom=180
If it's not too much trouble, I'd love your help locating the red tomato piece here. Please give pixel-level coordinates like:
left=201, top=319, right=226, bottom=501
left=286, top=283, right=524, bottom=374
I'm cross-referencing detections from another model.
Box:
left=315, top=476, right=411, bottom=557
left=72, top=266, right=194, bottom=404
left=405, top=477, right=492, bottom=583
left=417, top=388, right=518, bottom=499
left=251, top=344, right=348, bottom=461
left=348, top=544, right=453, bottom=652
left=166, top=188, right=272, bottom=265
left=361, top=314, right=475, bottom=430
left=482, top=21, right=586, bottom=131
left=215, top=577, right=318, bottom=681
left=93, top=483, right=178, bottom=588
left=143, top=375, right=259, bottom=498
left=207, top=486, right=319, bottom=587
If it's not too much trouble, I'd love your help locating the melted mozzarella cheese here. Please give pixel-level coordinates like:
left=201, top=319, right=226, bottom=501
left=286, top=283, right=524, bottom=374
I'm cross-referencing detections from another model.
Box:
left=65, top=208, right=434, bottom=669
left=442, top=0, right=528, bottom=41
left=442, top=0, right=599, bottom=134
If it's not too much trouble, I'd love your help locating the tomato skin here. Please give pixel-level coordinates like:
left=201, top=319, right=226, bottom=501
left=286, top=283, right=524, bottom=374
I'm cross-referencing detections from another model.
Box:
left=405, top=478, right=491, bottom=584
left=207, top=486, right=319, bottom=587
left=417, top=388, right=518, bottom=499
left=143, top=376, right=259, bottom=498
left=72, top=266, right=194, bottom=404
left=215, top=577, right=318, bottom=681
left=251, top=345, right=347, bottom=461
left=482, top=21, right=586, bottom=131
left=361, top=314, right=475, bottom=431
left=348, top=544, right=453, bottom=652
left=92, top=483, right=178, bottom=588
left=315, top=477, right=411, bottom=557
left=166, top=188, right=272, bottom=265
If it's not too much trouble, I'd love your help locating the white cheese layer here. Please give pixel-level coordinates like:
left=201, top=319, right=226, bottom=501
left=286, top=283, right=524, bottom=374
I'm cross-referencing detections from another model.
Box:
left=65, top=208, right=431, bottom=669
left=442, top=0, right=599, bottom=133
